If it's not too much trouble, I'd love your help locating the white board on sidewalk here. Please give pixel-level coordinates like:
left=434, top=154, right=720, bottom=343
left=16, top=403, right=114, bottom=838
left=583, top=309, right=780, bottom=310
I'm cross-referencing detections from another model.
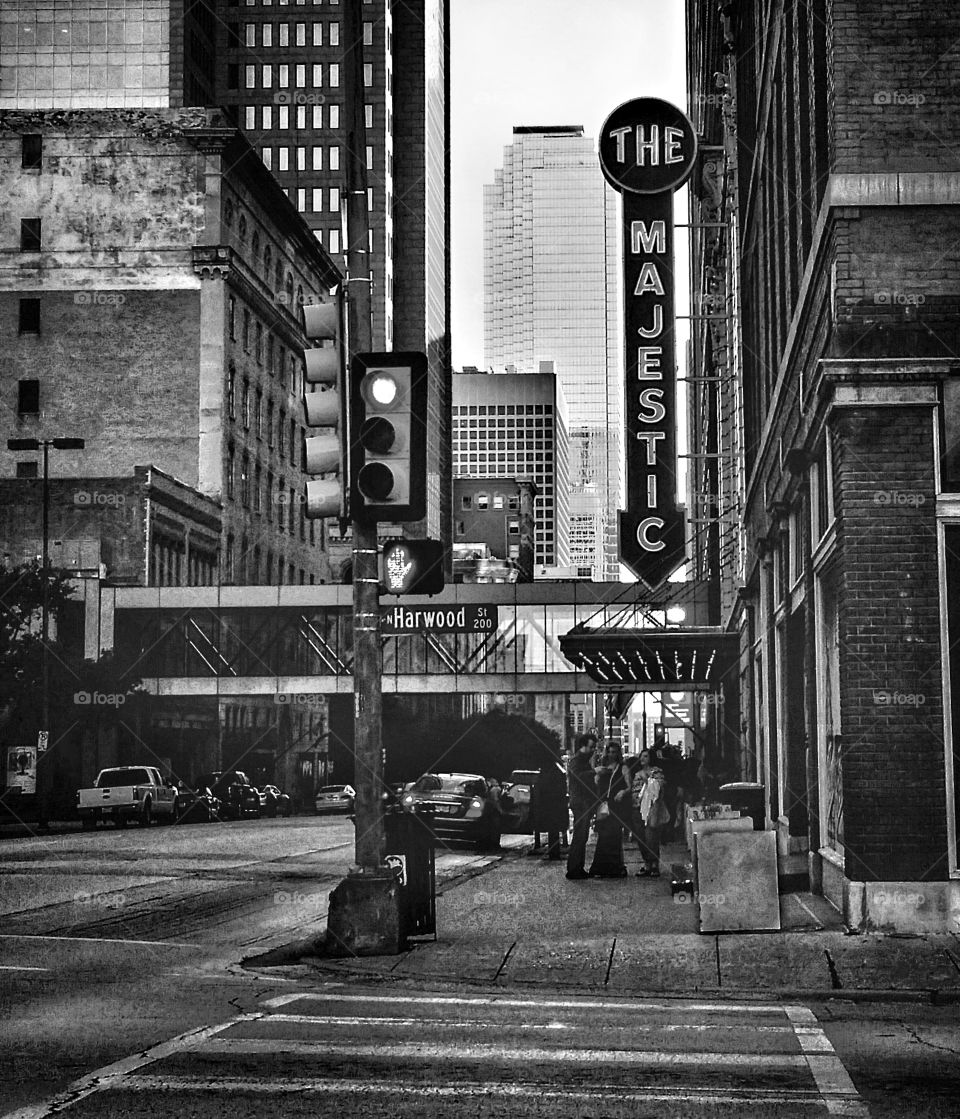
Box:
left=696, top=829, right=780, bottom=933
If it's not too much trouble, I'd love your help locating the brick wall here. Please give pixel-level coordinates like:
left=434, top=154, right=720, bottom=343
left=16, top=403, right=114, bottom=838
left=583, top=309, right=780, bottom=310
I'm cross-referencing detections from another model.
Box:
left=831, top=404, right=947, bottom=881
left=831, top=2, right=960, bottom=174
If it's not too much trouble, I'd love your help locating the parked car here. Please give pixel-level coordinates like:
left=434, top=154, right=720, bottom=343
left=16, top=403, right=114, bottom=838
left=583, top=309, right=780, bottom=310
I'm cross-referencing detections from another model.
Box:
left=500, top=768, right=540, bottom=833
left=194, top=771, right=261, bottom=820
left=176, top=783, right=222, bottom=824
left=260, top=784, right=292, bottom=817
left=315, top=784, right=355, bottom=815
left=401, top=772, right=502, bottom=852
left=77, top=766, right=179, bottom=829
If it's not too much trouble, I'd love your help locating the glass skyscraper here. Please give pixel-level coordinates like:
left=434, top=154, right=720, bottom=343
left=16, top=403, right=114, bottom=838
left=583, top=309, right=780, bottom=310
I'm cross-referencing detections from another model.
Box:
left=483, top=125, right=622, bottom=580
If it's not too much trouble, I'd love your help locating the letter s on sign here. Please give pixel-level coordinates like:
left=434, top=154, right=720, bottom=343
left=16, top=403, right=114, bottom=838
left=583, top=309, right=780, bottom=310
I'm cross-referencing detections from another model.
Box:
left=637, top=387, right=666, bottom=424
left=637, top=517, right=666, bottom=552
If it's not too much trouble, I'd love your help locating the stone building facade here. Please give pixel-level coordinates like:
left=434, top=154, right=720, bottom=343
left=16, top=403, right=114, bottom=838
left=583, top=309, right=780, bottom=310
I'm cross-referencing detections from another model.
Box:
left=0, top=107, right=341, bottom=804
left=687, top=1, right=960, bottom=930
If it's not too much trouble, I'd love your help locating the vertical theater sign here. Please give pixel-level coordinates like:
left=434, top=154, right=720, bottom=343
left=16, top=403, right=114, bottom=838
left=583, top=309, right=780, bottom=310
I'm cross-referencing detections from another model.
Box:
left=599, top=98, right=698, bottom=587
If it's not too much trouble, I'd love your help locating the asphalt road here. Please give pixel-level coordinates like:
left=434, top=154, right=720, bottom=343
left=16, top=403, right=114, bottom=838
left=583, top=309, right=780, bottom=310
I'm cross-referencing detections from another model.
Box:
left=1, top=818, right=959, bottom=1118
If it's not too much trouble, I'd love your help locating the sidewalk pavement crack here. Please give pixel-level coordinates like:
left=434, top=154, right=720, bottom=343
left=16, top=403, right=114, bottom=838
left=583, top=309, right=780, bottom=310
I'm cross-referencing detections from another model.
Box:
left=493, top=941, right=516, bottom=982
left=604, top=937, right=617, bottom=986
left=903, top=1023, right=960, bottom=1056
left=825, top=949, right=843, bottom=989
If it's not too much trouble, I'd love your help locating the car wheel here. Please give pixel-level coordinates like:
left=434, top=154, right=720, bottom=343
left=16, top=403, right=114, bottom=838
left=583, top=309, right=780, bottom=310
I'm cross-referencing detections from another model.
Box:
left=140, top=802, right=152, bottom=827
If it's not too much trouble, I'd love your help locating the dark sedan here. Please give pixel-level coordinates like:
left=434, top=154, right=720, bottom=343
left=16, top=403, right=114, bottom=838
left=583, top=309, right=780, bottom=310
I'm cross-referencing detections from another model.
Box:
left=401, top=772, right=501, bottom=852
left=194, top=771, right=261, bottom=820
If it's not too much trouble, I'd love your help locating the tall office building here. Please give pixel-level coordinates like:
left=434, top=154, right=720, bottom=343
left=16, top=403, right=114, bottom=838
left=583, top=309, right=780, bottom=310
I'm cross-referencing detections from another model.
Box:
left=452, top=369, right=569, bottom=571
left=215, top=0, right=451, bottom=546
left=483, top=126, right=621, bottom=580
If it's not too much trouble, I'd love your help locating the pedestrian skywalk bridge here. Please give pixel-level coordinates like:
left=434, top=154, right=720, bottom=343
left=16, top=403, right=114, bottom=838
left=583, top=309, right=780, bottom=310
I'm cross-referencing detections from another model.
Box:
left=17, top=989, right=869, bottom=1117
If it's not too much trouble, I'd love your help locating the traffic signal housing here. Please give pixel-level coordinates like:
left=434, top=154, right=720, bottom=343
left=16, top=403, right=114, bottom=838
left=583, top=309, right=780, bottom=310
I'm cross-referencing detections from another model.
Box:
left=302, top=296, right=348, bottom=520
left=381, top=538, right=445, bottom=596
left=350, top=352, right=427, bottom=523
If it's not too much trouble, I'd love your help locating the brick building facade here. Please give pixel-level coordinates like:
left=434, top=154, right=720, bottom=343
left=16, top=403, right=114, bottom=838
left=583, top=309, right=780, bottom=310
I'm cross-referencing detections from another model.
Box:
left=687, top=2, right=960, bottom=930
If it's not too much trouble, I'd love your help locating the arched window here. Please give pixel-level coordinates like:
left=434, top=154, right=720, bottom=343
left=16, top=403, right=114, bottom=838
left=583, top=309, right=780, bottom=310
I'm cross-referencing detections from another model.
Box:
left=238, top=214, right=247, bottom=241
left=224, top=199, right=234, bottom=227
left=264, top=243, right=272, bottom=276
left=251, top=230, right=260, bottom=260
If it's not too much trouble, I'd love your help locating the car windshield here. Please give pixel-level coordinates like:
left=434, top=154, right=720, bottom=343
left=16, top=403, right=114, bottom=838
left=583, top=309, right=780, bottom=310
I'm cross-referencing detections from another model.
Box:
left=319, top=786, right=349, bottom=795
left=508, top=771, right=539, bottom=786
left=95, top=768, right=151, bottom=786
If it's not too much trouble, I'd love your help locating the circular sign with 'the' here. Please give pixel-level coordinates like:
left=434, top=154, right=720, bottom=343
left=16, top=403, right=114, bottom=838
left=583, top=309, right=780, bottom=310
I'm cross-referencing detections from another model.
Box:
left=598, top=97, right=698, bottom=195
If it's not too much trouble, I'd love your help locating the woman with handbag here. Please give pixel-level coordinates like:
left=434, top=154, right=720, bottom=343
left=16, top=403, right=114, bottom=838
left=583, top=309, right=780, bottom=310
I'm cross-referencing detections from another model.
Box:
left=588, top=740, right=630, bottom=878
left=631, top=749, right=671, bottom=877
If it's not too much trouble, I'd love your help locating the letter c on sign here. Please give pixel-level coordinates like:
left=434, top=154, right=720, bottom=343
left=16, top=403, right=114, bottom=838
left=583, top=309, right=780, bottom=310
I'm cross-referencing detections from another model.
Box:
left=637, top=517, right=666, bottom=552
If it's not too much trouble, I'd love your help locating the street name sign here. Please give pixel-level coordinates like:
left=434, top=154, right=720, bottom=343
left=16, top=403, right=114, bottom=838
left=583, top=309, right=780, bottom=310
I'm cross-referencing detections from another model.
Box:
left=381, top=603, right=498, bottom=634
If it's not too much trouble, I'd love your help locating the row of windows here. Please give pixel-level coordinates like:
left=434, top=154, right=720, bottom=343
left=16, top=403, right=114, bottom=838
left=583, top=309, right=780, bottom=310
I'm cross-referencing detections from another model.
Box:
left=227, top=365, right=301, bottom=456
left=227, top=301, right=302, bottom=393
left=223, top=534, right=317, bottom=590
left=232, top=19, right=342, bottom=48
left=453, top=405, right=553, bottom=415
left=460, top=493, right=522, bottom=512
left=226, top=446, right=314, bottom=541
left=231, top=61, right=342, bottom=90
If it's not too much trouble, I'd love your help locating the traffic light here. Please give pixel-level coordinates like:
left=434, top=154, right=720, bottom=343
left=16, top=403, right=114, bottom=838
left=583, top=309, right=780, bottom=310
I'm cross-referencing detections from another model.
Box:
left=350, top=351, right=428, bottom=523
left=302, top=295, right=348, bottom=519
left=381, top=538, right=444, bottom=595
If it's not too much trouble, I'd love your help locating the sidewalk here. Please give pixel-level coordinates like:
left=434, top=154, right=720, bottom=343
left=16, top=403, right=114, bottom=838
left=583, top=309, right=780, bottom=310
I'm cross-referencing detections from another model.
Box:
left=302, top=839, right=960, bottom=1002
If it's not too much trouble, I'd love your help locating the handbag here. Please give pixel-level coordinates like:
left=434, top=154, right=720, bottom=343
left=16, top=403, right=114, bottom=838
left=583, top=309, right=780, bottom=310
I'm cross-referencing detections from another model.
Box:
left=595, top=801, right=611, bottom=822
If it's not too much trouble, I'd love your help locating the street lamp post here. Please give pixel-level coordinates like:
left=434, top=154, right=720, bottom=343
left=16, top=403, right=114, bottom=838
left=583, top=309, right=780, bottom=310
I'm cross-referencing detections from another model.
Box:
left=7, top=436, right=85, bottom=829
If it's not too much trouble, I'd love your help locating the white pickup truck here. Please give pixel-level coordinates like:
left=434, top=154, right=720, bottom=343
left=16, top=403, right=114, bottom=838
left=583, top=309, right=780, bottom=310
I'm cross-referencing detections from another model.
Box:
left=77, top=766, right=179, bottom=829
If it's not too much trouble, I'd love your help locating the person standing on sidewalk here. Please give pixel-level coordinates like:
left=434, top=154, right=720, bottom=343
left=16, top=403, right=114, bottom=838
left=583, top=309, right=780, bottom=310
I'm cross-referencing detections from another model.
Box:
left=565, top=733, right=598, bottom=880
left=588, top=740, right=631, bottom=878
left=535, top=755, right=569, bottom=860
left=631, top=749, right=670, bottom=877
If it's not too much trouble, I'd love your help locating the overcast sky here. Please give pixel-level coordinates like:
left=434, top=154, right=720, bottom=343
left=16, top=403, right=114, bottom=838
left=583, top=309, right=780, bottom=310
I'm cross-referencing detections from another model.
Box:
left=449, top=0, right=687, bottom=370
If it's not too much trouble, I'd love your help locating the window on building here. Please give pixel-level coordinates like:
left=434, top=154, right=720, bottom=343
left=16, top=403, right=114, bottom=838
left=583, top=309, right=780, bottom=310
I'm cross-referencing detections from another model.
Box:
left=365, top=145, right=373, bottom=169
left=244, top=105, right=256, bottom=129
left=312, top=22, right=322, bottom=44
left=296, top=146, right=306, bottom=170
left=240, top=453, right=250, bottom=505
left=21, top=134, right=42, bottom=170
left=261, top=104, right=272, bottom=129
left=330, top=21, right=339, bottom=45
left=17, top=379, right=39, bottom=414
left=278, top=64, right=289, bottom=88
left=312, top=187, right=322, bottom=212
left=295, top=64, right=306, bottom=87
left=242, top=379, right=250, bottom=428
left=328, top=63, right=340, bottom=87
left=255, top=387, right=263, bottom=436
left=244, top=64, right=255, bottom=88
left=279, top=23, right=289, bottom=46
left=363, top=63, right=373, bottom=87
left=295, top=21, right=306, bottom=44
left=262, top=23, right=273, bottom=46
left=278, top=147, right=289, bottom=171
left=15, top=460, right=37, bottom=479
left=18, top=298, right=40, bottom=334
left=476, top=493, right=489, bottom=510
left=226, top=444, right=236, bottom=499
left=328, top=187, right=340, bottom=212
left=289, top=418, right=297, bottom=463
left=225, top=534, right=235, bottom=583
left=364, top=104, right=373, bottom=128
left=296, top=105, right=306, bottom=128
left=227, top=364, right=236, bottom=418
left=262, top=146, right=273, bottom=170
left=244, top=22, right=256, bottom=45
left=328, top=104, right=340, bottom=128
left=328, top=145, right=340, bottom=170
left=20, top=219, right=41, bottom=252
left=312, top=104, right=322, bottom=127
left=329, top=229, right=340, bottom=254
left=242, top=309, right=251, bottom=351
left=278, top=476, right=286, bottom=531
left=254, top=462, right=263, bottom=513
left=363, top=21, right=373, bottom=44
left=296, top=187, right=306, bottom=211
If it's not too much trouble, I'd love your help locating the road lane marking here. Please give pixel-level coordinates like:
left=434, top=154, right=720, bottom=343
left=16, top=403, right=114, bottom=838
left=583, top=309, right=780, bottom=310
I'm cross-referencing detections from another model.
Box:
left=101, top=1076, right=825, bottom=1107
left=0, top=1016, right=262, bottom=1119
left=262, top=991, right=791, bottom=1014
left=0, top=965, right=49, bottom=972
left=193, top=1038, right=810, bottom=1067
left=785, top=1006, right=869, bottom=1117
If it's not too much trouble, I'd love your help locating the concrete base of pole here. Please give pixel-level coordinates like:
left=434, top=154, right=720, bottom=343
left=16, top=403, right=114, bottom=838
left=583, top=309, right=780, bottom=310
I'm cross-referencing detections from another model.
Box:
left=323, top=870, right=405, bottom=957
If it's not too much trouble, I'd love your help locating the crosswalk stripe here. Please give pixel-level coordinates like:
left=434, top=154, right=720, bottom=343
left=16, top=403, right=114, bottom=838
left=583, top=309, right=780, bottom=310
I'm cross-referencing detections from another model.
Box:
left=258, top=1012, right=795, bottom=1033
left=103, top=1075, right=827, bottom=1107
left=264, top=991, right=790, bottom=1014
left=785, top=1006, right=869, bottom=1117
left=194, top=1037, right=811, bottom=1067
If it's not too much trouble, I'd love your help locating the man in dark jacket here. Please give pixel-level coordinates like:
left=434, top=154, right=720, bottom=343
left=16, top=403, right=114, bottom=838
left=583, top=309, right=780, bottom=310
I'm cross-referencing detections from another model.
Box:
left=565, top=732, right=599, bottom=880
